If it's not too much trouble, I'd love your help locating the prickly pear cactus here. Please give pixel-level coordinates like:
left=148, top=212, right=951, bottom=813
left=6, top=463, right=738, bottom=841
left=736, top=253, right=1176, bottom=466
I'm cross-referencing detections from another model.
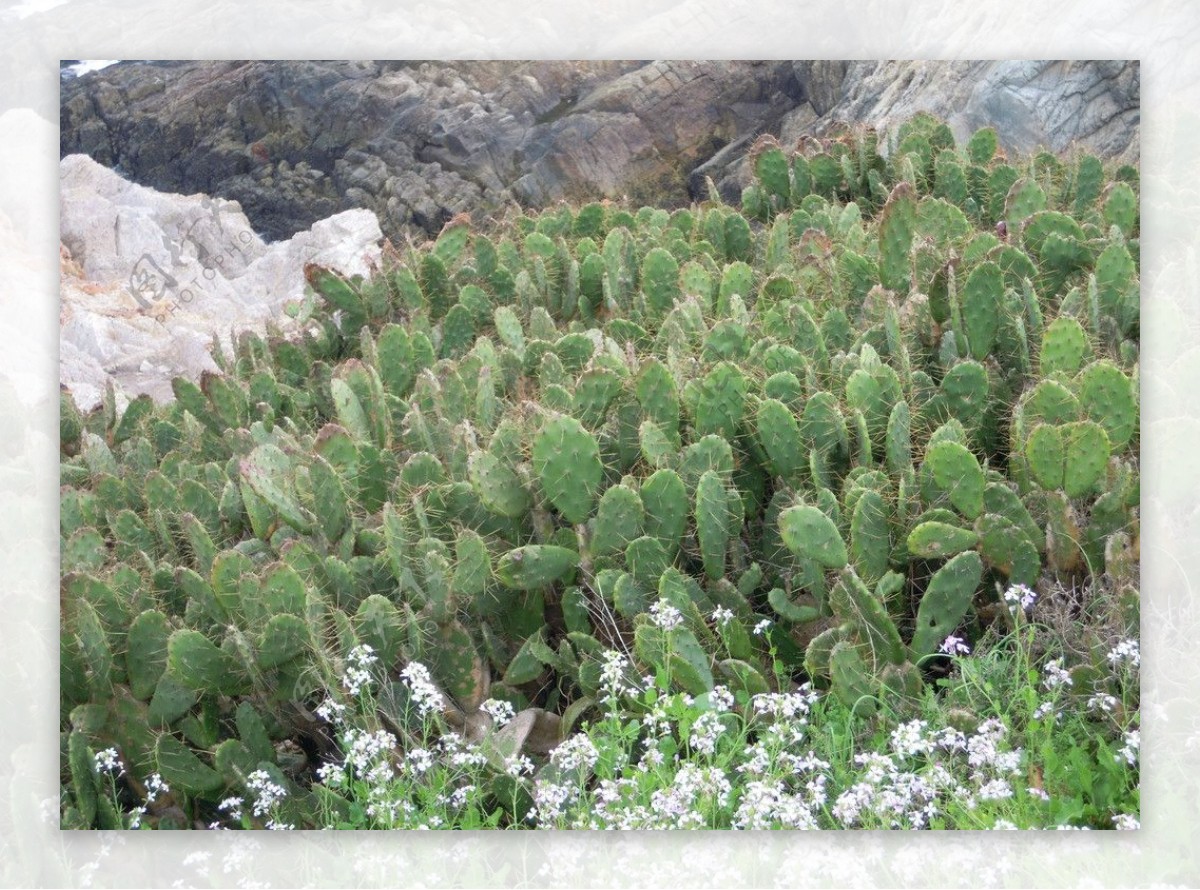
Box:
left=59, top=114, right=1139, bottom=828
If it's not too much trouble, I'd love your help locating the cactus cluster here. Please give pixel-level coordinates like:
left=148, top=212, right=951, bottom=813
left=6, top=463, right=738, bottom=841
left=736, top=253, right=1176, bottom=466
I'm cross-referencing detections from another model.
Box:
left=60, top=114, right=1139, bottom=828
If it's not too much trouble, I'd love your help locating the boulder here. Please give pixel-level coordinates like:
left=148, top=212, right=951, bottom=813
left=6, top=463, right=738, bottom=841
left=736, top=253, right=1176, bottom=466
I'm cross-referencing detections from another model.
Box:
left=59, top=154, right=382, bottom=410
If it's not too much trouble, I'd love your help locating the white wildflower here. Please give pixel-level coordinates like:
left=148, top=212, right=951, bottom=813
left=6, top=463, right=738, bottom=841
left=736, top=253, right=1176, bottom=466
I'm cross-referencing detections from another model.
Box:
left=599, top=650, right=640, bottom=704
left=1042, top=658, right=1073, bottom=690
left=315, top=698, right=347, bottom=723
left=832, top=782, right=875, bottom=826
left=890, top=720, right=933, bottom=759
left=1116, top=729, right=1140, bottom=767
left=932, top=726, right=967, bottom=753
left=550, top=734, right=600, bottom=772
left=480, top=698, right=516, bottom=727
left=649, top=600, right=684, bottom=631
left=532, top=781, right=575, bottom=823
left=854, top=751, right=896, bottom=785
left=93, top=748, right=123, bottom=777
left=966, top=718, right=1008, bottom=770
left=939, top=634, right=971, bottom=656
left=400, top=661, right=445, bottom=716
left=737, top=742, right=772, bottom=776
left=688, top=711, right=727, bottom=756
left=1032, top=701, right=1057, bottom=721
left=342, top=644, right=378, bottom=696
left=448, top=785, right=475, bottom=808
left=316, top=762, right=346, bottom=788
left=751, top=686, right=818, bottom=722
left=144, top=773, right=169, bottom=804
left=245, top=770, right=288, bottom=817
left=710, top=606, right=734, bottom=626
left=1106, top=638, right=1140, bottom=670
left=339, top=728, right=399, bottom=781
left=504, top=754, right=535, bottom=778
left=708, top=685, right=735, bottom=713
left=403, top=747, right=435, bottom=776
left=977, top=778, right=1014, bottom=801
left=787, top=750, right=832, bottom=774
left=1112, top=813, right=1140, bottom=830
left=639, top=746, right=665, bottom=770
left=1003, top=583, right=1037, bottom=614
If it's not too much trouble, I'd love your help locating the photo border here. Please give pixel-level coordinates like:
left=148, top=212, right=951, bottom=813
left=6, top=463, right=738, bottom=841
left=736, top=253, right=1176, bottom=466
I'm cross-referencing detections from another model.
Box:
left=2, top=2, right=1195, bottom=885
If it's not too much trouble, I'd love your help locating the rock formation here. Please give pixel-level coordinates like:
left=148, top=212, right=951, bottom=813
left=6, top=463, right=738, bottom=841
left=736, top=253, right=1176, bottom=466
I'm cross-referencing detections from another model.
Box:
left=59, top=154, right=382, bottom=410
left=61, top=60, right=1138, bottom=243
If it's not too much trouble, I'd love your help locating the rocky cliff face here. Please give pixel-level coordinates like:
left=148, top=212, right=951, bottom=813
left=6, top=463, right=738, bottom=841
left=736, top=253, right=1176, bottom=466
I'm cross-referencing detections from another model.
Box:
left=61, top=60, right=1138, bottom=244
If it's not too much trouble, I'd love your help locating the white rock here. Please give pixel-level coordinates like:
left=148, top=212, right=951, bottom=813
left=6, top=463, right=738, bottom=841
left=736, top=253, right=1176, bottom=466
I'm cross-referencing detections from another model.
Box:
left=59, top=155, right=383, bottom=410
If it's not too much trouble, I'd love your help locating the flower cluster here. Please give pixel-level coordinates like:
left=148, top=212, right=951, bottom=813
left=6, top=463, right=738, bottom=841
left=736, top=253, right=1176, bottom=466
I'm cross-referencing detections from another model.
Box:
left=1115, top=729, right=1140, bottom=767
left=710, top=606, right=734, bottom=626
left=245, top=770, right=289, bottom=818
left=400, top=661, right=445, bottom=717
left=341, top=644, right=378, bottom=696
left=93, top=747, right=123, bottom=777
left=939, top=635, right=971, bottom=656
left=1042, top=658, right=1073, bottom=690
left=129, top=773, right=169, bottom=829
left=550, top=734, right=600, bottom=772
left=480, top=698, right=516, bottom=728
left=688, top=711, right=727, bottom=756
left=648, top=600, right=683, bottom=632
left=598, top=650, right=641, bottom=706
left=1107, top=638, right=1140, bottom=671
left=1003, top=584, right=1038, bottom=615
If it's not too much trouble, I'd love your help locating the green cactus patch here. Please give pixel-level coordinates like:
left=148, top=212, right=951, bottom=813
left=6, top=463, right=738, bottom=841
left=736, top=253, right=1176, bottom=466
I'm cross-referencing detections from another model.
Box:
left=58, top=114, right=1140, bottom=828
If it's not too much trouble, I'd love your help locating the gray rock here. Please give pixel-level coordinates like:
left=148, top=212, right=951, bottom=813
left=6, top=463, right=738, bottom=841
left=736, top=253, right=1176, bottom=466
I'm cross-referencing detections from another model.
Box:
left=61, top=60, right=1138, bottom=244
left=797, top=60, right=1139, bottom=161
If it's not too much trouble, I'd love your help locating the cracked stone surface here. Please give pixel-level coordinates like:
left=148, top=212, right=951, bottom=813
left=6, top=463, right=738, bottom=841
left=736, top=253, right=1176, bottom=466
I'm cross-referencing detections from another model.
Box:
left=61, top=60, right=1138, bottom=244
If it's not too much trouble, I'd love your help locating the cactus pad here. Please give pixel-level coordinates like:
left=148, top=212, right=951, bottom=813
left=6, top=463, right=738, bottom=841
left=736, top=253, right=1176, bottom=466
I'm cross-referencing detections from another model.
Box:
left=533, top=415, right=603, bottom=524
left=779, top=505, right=848, bottom=569
left=496, top=545, right=580, bottom=590
left=910, top=551, right=983, bottom=658
left=923, top=441, right=985, bottom=519
left=907, top=521, right=980, bottom=560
